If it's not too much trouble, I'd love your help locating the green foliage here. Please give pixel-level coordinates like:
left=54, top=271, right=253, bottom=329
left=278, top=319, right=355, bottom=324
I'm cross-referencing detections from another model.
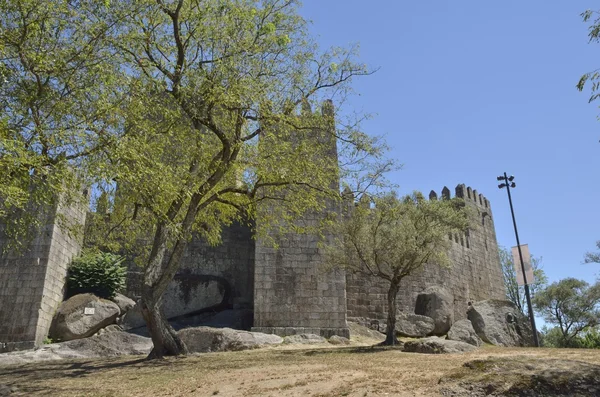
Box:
left=498, top=247, right=547, bottom=316
left=0, top=0, right=123, bottom=250
left=541, top=326, right=600, bottom=349
left=581, top=327, right=600, bottom=349
left=533, top=278, right=600, bottom=345
left=67, top=251, right=126, bottom=299
left=43, top=337, right=55, bottom=345
left=326, top=191, right=470, bottom=282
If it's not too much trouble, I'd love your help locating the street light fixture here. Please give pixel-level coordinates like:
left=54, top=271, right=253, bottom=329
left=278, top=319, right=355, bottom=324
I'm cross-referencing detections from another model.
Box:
left=497, top=172, right=539, bottom=347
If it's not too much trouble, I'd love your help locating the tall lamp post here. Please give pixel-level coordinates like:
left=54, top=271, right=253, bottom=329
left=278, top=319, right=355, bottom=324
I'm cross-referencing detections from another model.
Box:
left=497, top=172, right=539, bottom=347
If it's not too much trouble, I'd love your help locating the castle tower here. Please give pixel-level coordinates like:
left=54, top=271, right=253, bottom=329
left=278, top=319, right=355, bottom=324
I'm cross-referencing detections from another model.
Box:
left=0, top=196, right=86, bottom=351
left=252, top=101, right=349, bottom=338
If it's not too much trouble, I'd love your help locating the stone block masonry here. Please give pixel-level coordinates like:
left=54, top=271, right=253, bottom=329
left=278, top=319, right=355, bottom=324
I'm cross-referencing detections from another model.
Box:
left=252, top=214, right=349, bottom=338
left=252, top=100, right=349, bottom=338
left=0, top=197, right=86, bottom=352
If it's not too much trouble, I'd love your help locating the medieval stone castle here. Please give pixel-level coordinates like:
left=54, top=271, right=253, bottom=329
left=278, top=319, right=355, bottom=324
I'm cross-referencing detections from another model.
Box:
left=0, top=102, right=506, bottom=351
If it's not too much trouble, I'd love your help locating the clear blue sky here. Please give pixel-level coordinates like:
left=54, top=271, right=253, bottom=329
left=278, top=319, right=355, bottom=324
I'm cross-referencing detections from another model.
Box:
left=300, top=1, right=600, bottom=286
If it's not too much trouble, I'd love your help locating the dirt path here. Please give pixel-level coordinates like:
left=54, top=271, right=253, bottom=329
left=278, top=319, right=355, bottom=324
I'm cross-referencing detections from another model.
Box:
left=1, top=345, right=600, bottom=396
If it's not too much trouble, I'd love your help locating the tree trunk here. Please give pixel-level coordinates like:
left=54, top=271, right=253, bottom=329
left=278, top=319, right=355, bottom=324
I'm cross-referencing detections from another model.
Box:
left=140, top=289, right=188, bottom=359
left=384, top=280, right=400, bottom=346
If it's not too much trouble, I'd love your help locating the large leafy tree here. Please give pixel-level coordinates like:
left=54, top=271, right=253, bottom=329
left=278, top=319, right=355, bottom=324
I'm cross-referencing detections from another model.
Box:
left=80, top=0, right=390, bottom=358
left=0, top=0, right=126, bottom=248
left=499, top=246, right=547, bottom=317
left=325, top=192, right=469, bottom=345
left=533, top=278, right=600, bottom=347
left=1, top=0, right=391, bottom=358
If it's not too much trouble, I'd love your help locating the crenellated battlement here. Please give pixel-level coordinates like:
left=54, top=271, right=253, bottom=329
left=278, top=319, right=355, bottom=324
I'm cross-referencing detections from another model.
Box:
left=428, top=184, right=492, bottom=214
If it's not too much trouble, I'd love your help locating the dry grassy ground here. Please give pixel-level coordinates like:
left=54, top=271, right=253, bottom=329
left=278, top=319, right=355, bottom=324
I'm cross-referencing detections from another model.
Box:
left=1, top=343, right=600, bottom=397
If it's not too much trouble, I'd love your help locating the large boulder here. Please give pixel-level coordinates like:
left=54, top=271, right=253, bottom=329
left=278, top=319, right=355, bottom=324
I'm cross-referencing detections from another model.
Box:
left=467, top=300, right=534, bottom=347
left=403, top=336, right=477, bottom=354
left=395, top=312, right=435, bottom=338
left=178, top=327, right=283, bottom=353
left=414, top=286, right=454, bottom=335
left=50, top=294, right=120, bottom=341
left=111, top=293, right=136, bottom=315
left=447, top=319, right=482, bottom=347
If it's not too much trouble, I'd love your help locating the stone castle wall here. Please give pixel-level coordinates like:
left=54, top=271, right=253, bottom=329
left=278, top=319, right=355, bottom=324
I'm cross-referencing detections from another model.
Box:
left=0, top=199, right=86, bottom=351
left=0, top=100, right=506, bottom=348
left=345, top=184, right=506, bottom=326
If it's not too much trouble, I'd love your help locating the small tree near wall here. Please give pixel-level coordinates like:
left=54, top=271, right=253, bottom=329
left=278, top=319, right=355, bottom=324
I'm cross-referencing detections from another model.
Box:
left=326, top=191, right=469, bottom=345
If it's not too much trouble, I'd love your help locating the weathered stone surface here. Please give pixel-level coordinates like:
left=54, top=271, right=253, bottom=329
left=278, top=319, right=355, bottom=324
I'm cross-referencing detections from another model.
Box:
left=111, top=293, right=135, bottom=314
left=414, top=286, right=454, bottom=335
left=440, top=358, right=600, bottom=397
left=403, top=336, right=477, bottom=354
left=50, top=294, right=120, bottom=341
left=328, top=335, right=350, bottom=345
left=395, top=312, right=436, bottom=338
left=161, top=278, right=226, bottom=320
left=283, top=334, right=327, bottom=344
left=178, top=327, right=283, bottom=353
left=447, top=319, right=482, bottom=347
left=467, top=300, right=533, bottom=347
left=0, top=331, right=152, bottom=366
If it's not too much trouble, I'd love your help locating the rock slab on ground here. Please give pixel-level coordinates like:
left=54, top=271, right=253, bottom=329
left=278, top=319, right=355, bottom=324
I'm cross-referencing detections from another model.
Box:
left=283, top=334, right=327, bottom=344
left=50, top=294, right=120, bottom=341
left=446, top=319, right=482, bottom=347
left=414, top=286, right=454, bottom=335
left=403, top=337, right=477, bottom=354
left=440, top=357, right=600, bottom=397
left=467, top=299, right=533, bottom=347
left=0, top=331, right=152, bottom=366
left=395, top=312, right=436, bottom=338
left=178, top=327, right=283, bottom=353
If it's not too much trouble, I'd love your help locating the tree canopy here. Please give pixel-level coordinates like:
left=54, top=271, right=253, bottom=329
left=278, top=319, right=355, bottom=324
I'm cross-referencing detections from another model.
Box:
left=0, top=0, right=126, bottom=249
left=533, top=278, right=600, bottom=346
left=1, top=0, right=392, bottom=358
